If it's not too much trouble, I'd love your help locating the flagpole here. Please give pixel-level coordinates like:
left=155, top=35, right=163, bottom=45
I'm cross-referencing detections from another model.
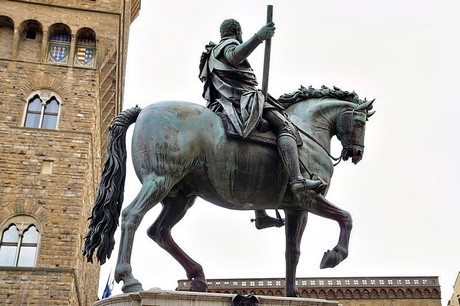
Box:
left=101, top=271, right=112, bottom=299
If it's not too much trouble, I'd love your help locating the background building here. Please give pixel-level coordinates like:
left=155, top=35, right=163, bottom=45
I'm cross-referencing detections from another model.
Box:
left=448, top=272, right=460, bottom=306
left=0, top=0, right=140, bottom=305
left=178, top=276, right=442, bottom=306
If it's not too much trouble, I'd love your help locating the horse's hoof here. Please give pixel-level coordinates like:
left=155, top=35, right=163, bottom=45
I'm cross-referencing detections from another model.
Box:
left=320, top=249, right=338, bottom=269
left=190, top=278, right=208, bottom=292
left=122, top=280, right=144, bottom=293
left=320, top=246, right=348, bottom=269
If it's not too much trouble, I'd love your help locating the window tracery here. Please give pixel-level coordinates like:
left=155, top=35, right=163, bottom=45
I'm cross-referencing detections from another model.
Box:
left=23, top=90, right=61, bottom=129
left=0, top=215, right=41, bottom=267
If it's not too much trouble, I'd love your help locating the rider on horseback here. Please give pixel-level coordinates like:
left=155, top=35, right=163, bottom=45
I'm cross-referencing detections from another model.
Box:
left=199, top=19, right=325, bottom=229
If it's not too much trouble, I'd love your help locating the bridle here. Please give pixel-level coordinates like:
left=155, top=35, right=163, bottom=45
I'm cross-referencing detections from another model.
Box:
left=292, top=107, right=368, bottom=167
left=337, top=108, right=367, bottom=147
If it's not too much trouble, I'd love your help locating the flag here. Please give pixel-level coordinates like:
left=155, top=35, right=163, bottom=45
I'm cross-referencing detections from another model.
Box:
left=101, top=273, right=113, bottom=299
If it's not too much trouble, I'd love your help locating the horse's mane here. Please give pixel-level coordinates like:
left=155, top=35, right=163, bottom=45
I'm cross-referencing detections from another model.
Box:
left=278, top=85, right=369, bottom=108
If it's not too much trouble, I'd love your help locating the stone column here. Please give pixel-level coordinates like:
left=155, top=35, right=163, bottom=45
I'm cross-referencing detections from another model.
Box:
left=69, top=34, right=76, bottom=66
left=41, top=30, right=48, bottom=62
left=12, top=27, right=20, bottom=59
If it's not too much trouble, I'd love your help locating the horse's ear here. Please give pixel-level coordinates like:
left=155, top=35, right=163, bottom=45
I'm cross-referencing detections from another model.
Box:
left=355, top=98, right=375, bottom=111
left=367, top=110, right=376, bottom=118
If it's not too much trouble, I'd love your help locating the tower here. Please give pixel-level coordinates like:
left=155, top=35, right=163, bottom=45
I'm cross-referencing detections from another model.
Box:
left=0, top=0, right=140, bottom=305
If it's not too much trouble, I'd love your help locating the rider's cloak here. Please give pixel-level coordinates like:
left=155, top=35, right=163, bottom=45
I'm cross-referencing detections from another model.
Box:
left=200, top=38, right=265, bottom=138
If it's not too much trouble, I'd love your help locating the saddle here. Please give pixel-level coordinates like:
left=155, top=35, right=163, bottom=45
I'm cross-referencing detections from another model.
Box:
left=217, top=112, right=303, bottom=147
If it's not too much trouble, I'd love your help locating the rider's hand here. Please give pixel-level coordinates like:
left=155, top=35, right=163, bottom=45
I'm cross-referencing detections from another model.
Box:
left=256, top=22, right=276, bottom=41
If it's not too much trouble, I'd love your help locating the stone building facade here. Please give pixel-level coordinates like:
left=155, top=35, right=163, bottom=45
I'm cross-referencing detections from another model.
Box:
left=448, top=272, right=460, bottom=306
left=178, top=276, right=442, bottom=306
left=0, top=0, right=140, bottom=305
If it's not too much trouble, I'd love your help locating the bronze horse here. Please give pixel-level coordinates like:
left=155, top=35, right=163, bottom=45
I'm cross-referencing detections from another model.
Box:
left=84, top=86, right=374, bottom=297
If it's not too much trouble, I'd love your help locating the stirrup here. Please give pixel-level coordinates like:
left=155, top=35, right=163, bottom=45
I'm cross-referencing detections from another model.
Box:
left=251, top=215, right=284, bottom=229
left=290, top=176, right=323, bottom=194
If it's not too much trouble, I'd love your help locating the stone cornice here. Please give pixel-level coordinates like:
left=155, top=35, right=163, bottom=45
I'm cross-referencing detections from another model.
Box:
left=177, top=276, right=441, bottom=300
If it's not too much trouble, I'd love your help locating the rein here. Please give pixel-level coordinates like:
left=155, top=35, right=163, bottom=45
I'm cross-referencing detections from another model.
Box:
left=292, top=122, right=343, bottom=167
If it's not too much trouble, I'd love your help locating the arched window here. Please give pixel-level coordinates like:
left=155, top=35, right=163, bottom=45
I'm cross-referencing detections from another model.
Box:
left=22, top=19, right=42, bottom=40
left=0, top=15, right=14, bottom=59
left=23, top=91, right=61, bottom=129
left=0, top=216, right=41, bottom=267
left=47, top=23, right=71, bottom=65
left=17, top=20, right=43, bottom=62
left=74, top=27, right=96, bottom=68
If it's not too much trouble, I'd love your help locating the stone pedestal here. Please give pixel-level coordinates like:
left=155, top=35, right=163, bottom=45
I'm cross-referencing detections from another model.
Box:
left=94, top=289, right=340, bottom=306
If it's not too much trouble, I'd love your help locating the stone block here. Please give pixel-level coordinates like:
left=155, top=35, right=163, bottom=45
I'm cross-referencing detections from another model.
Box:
left=94, top=289, right=341, bottom=306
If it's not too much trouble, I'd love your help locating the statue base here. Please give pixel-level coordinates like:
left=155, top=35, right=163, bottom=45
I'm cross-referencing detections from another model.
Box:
left=94, top=288, right=340, bottom=306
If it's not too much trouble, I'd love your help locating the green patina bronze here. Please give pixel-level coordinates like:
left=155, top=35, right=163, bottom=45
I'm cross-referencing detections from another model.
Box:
left=84, top=86, right=374, bottom=297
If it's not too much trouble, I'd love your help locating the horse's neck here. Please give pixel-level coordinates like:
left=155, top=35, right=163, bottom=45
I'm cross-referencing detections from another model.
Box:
left=286, top=99, right=344, bottom=151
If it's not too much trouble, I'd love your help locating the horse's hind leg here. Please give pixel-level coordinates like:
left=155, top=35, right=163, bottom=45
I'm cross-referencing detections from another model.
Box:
left=284, top=210, right=308, bottom=297
left=115, top=176, right=171, bottom=293
left=309, top=195, right=353, bottom=269
left=147, top=191, right=207, bottom=292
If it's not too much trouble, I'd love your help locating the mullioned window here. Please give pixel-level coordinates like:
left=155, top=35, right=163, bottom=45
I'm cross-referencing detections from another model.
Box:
left=23, top=90, right=61, bottom=129
left=0, top=215, right=41, bottom=267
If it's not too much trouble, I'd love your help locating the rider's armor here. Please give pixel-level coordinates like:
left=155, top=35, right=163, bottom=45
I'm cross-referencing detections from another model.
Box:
left=199, top=21, right=324, bottom=195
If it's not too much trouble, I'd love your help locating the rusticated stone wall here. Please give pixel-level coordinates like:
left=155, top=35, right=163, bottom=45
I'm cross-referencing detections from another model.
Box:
left=448, top=272, right=460, bottom=306
left=0, top=0, right=139, bottom=305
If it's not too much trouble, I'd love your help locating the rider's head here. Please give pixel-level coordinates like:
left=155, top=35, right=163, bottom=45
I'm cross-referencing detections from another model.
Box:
left=220, top=19, right=242, bottom=43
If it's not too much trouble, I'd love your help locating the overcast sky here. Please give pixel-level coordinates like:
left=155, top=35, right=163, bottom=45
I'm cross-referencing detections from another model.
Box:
left=98, top=1, right=460, bottom=304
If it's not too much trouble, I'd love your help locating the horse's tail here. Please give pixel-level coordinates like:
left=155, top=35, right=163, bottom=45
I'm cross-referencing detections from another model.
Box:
left=83, top=105, right=142, bottom=264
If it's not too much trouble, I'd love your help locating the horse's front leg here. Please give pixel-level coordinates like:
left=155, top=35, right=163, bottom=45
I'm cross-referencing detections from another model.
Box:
left=284, top=209, right=308, bottom=297
left=309, top=194, right=352, bottom=269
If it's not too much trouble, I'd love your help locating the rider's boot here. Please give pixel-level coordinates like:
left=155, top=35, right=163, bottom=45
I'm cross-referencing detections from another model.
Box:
left=252, top=210, right=284, bottom=229
left=277, top=134, right=325, bottom=193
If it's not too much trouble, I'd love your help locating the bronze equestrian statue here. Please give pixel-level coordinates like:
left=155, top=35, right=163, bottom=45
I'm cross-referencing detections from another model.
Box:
left=84, top=19, right=375, bottom=298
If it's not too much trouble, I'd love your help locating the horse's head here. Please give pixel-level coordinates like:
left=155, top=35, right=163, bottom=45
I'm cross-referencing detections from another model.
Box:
left=335, top=99, right=375, bottom=164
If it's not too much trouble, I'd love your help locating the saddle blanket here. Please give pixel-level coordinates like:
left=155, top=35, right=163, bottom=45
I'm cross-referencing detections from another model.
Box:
left=217, top=112, right=302, bottom=147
